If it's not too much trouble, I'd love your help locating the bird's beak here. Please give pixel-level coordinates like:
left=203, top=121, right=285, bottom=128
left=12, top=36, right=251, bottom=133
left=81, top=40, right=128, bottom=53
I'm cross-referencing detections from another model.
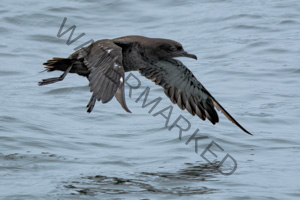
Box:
left=181, top=51, right=197, bottom=60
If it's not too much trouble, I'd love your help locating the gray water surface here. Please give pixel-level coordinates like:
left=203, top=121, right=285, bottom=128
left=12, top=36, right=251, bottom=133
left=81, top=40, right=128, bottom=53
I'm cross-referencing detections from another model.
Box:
left=1, top=0, right=300, bottom=199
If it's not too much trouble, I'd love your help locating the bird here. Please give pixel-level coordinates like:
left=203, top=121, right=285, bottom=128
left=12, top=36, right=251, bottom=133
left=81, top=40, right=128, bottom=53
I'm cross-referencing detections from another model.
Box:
left=39, top=35, right=252, bottom=135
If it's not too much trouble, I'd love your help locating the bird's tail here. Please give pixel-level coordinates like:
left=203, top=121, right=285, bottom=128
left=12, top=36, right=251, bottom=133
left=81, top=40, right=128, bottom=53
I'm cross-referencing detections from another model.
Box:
left=42, top=57, right=73, bottom=73
left=39, top=57, right=74, bottom=86
left=39, top=57, right=90, bottom=86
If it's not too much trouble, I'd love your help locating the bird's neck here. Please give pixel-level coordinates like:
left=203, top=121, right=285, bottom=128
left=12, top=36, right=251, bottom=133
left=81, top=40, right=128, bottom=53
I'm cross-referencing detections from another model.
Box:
left=122, top=45, right=159, bottom=72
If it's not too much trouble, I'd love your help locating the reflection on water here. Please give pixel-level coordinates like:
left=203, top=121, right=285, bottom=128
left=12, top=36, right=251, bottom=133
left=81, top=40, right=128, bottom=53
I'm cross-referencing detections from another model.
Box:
left=63, top=162, right=218, bottom=197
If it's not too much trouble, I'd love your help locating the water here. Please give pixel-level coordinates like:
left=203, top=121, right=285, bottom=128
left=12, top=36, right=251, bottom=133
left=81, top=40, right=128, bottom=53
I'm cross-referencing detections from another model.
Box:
left=1, top=0, right=300, bottom=199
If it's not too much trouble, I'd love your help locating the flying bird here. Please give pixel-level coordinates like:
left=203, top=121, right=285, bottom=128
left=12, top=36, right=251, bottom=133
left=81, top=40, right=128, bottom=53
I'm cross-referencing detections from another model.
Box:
left=39, top=35, right=252, bottom=135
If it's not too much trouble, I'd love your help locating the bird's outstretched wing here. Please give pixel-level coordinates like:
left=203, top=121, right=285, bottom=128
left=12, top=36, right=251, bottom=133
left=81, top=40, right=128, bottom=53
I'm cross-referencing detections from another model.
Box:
left=77, top=40, right=131, bottom=113
left=139, top=59, right=252, bottom=135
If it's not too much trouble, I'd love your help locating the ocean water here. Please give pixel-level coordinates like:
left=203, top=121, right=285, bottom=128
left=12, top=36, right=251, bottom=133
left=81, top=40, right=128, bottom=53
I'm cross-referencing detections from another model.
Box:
left=1, top=0, right=300, bottom=199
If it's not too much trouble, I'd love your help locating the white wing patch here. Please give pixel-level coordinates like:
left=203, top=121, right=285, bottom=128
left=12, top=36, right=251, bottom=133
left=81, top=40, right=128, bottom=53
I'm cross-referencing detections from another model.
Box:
left=114, top=63, right=122, bottom=70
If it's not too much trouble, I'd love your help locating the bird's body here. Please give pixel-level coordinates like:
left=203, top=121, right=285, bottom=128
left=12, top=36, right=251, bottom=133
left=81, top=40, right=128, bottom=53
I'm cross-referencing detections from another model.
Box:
left=39, top=35, right=252, bottom=135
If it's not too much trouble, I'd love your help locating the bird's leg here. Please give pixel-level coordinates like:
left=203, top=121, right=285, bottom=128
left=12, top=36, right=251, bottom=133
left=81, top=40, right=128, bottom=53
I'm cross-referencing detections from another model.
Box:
left=38, top=64, right=73, bottom=86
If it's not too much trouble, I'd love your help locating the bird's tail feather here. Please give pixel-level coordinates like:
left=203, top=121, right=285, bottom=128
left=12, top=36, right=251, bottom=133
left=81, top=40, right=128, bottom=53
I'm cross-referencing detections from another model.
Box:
left=43, top=57, right=73, bottom=72
left=39, top=58, right=74, bottom=86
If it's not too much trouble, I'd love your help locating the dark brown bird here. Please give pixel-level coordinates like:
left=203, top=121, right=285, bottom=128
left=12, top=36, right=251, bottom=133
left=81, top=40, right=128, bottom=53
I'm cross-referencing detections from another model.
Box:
left=39, top=35, right=252, bottom=135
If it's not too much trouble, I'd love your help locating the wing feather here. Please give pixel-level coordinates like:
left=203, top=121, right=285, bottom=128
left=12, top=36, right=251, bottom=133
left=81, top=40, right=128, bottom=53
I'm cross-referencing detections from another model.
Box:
left=139, top=59, right=252, bottom=135
left=77, top=40, right=130, bottom=113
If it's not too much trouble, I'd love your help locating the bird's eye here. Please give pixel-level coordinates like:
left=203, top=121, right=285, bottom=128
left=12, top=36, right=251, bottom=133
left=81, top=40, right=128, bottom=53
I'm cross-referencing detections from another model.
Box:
left=170, top=46, right=177, bottom=51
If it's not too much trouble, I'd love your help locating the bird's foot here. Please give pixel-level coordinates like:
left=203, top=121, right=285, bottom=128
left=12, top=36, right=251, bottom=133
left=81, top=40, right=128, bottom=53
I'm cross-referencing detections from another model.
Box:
left=38, top=64, right=73, bottom=86
left=38, top=76, right=64, bottom=86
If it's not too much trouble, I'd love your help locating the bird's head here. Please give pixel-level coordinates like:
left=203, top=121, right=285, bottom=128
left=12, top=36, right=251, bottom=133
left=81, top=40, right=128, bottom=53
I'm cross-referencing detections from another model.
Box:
left=149, top=38, right=197, bottom=60
left=112, top=36, right=197, bottom=61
